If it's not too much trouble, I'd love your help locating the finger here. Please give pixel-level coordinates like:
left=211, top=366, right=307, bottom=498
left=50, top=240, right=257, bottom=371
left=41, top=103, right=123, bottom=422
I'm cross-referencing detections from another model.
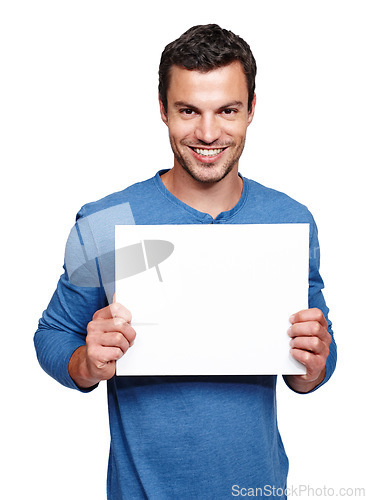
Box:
left=98, top=331, right=132, bottom=353
left=289, top=308, right=328, bottom=329
left=102, top=322, right=136, bottom=347
left=289, top=336, right=329, bottom=356
left=93, top=318, right=136, bottom=341
left=288, top=320, right=326, bottom=339
left=109, top=302, right=132, bottom=322
left=112, top=320, right=136, bottom=345
left=87, top=343, right=122, bottom=367
left=94, top=348, right=123, bottom=367
left=92, top=303, right=114, bottom=320
left=290, top=348, right=325, bottom=377
left=93, top=302, right=132, bottom=323
left=121, top=322, right=136, bottom=345
left=88, top=321, right=136, bottom=348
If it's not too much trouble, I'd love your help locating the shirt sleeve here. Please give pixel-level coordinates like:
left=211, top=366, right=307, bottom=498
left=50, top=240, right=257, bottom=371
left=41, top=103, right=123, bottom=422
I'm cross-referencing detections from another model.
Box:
left=284, top=214, right=337, bottom=393
left=34, top=213, right=108, bottom=391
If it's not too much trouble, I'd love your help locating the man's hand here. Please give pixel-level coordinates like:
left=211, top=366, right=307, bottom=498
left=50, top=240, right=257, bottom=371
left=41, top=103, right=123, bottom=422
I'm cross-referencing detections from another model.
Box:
left=285, top=308, right=332, bottom=393
left=68, top=302, right=136, bottom=389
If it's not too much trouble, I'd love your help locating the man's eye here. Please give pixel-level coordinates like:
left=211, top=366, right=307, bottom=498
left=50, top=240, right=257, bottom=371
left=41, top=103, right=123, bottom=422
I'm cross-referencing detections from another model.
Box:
left=222, top=109, right=236, bottom=115
left=180, top=109, right=195, bottom=115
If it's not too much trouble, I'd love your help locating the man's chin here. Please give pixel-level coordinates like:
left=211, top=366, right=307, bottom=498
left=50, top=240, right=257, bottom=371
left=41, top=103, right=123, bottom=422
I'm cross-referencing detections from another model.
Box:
left=182, top=163, right=233, bottom=184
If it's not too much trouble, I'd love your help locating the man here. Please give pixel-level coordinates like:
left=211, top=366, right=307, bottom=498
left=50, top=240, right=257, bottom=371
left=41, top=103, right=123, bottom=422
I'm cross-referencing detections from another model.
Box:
left=34, top=24, right=337, bottom=499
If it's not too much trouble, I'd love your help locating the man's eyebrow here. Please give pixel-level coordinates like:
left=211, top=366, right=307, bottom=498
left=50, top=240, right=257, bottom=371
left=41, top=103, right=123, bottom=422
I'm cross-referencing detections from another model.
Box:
left=218, top=101, right=244, bottom=109
left=173, top=100, right=244, bottom=110
left=173, top=101, right=198, bottom=109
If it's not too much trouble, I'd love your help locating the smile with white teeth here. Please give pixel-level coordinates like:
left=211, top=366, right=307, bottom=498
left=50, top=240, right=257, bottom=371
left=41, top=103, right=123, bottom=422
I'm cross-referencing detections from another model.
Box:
left=192, top=147, right=225, bottom=156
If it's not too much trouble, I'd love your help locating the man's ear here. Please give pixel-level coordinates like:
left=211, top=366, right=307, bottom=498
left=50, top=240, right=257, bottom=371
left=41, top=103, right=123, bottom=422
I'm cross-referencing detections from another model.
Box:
left=247, top=93, right=256, bottom=126
left=159, top=94, right=168, bottom=126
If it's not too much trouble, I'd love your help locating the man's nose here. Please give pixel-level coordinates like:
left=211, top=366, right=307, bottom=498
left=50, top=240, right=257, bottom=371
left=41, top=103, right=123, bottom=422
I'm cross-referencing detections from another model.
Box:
left=195, top=114, right=221, bottom=144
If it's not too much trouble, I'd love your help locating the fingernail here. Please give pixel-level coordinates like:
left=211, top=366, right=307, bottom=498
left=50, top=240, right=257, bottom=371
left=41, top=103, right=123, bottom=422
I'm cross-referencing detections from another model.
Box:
left=287, top=326, right=292, bottom=336
left=289, top=315, right=295, bottom=323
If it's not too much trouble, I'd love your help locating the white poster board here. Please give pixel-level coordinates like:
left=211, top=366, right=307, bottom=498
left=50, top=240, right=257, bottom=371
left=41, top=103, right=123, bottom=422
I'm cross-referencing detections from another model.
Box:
left=115, top=224, right=308, bottom=376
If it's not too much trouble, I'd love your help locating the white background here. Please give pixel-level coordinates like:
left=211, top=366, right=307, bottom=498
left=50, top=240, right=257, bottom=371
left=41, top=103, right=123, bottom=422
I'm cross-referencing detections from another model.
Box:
left=1, top=1, right=365, bottom=498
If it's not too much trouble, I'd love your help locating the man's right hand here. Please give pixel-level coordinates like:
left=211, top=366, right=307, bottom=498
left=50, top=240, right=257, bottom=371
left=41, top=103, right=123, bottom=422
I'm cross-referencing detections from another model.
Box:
left=68, top=302, right=136, bottom=388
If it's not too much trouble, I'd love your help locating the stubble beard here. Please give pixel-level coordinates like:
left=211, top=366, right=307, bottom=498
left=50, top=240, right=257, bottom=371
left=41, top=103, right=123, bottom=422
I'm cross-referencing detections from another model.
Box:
left=170, top=137, right=246, bottom=184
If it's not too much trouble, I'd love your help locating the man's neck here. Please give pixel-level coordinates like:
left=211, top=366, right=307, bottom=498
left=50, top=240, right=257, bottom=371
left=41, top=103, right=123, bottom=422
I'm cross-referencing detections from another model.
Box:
left=160, top=166, right=243, bottom=219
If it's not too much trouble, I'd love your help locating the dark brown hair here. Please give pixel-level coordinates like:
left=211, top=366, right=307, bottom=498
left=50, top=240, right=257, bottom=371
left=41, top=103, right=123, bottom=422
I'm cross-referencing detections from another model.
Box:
left=159, top=24, right=257, bottom=114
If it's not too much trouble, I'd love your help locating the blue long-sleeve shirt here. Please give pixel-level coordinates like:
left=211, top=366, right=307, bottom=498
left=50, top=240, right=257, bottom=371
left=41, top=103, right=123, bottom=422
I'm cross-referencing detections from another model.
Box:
left=34, top=170, right=337, bottom=499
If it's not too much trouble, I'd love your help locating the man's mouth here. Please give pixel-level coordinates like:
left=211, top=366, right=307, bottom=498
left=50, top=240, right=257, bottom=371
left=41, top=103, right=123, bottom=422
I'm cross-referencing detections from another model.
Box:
left=190, top=147, right=226, bottom=157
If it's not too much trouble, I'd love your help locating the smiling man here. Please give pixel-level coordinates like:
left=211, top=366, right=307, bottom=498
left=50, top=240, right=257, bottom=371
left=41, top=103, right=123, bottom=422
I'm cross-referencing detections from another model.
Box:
left=161, top=62, right=253, bottom=183
left=34, top=25, right=337, bottom=499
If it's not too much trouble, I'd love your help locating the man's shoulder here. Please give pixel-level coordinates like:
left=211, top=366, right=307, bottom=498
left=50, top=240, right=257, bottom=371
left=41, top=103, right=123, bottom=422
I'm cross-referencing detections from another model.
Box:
left=245, top=177, right=314, bottom=222
left=76, top=174, right=157, bottom=220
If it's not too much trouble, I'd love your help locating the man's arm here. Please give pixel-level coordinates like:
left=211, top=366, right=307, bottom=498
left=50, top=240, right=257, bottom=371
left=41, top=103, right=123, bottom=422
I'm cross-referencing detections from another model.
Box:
left=284, top=308, right=332, bottom=393
left=69, top=302, right=136, bottom=389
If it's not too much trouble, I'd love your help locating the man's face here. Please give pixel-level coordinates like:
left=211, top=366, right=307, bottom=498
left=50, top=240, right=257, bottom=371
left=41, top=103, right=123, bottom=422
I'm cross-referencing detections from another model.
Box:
left=159, top=61, right=256, bottom=184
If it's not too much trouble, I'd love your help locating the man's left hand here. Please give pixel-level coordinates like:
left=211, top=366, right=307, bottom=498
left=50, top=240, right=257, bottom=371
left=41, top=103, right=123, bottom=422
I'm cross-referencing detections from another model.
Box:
left=285, top=308, right=332, bottom=393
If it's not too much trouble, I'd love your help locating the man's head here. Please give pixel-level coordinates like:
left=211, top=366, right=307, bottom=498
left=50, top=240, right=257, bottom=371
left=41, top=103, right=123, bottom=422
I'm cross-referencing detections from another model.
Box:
left=159, top=24, right=257, bottom=115
left=158, top=25, right=257, bottom=185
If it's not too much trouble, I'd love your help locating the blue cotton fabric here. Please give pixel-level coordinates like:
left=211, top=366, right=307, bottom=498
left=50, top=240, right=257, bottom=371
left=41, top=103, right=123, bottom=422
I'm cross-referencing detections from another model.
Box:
left=34, top=170, right=337, bottom=499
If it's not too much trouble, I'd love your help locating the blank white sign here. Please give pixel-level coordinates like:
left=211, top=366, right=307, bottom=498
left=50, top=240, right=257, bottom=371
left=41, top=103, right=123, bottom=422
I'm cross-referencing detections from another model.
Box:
left=115, top=224, right=308, bottom=376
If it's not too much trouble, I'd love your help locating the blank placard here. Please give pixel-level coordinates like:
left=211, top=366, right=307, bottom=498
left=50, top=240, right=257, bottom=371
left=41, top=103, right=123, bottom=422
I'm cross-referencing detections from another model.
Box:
left=115, top=224, right=309, bottom=376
